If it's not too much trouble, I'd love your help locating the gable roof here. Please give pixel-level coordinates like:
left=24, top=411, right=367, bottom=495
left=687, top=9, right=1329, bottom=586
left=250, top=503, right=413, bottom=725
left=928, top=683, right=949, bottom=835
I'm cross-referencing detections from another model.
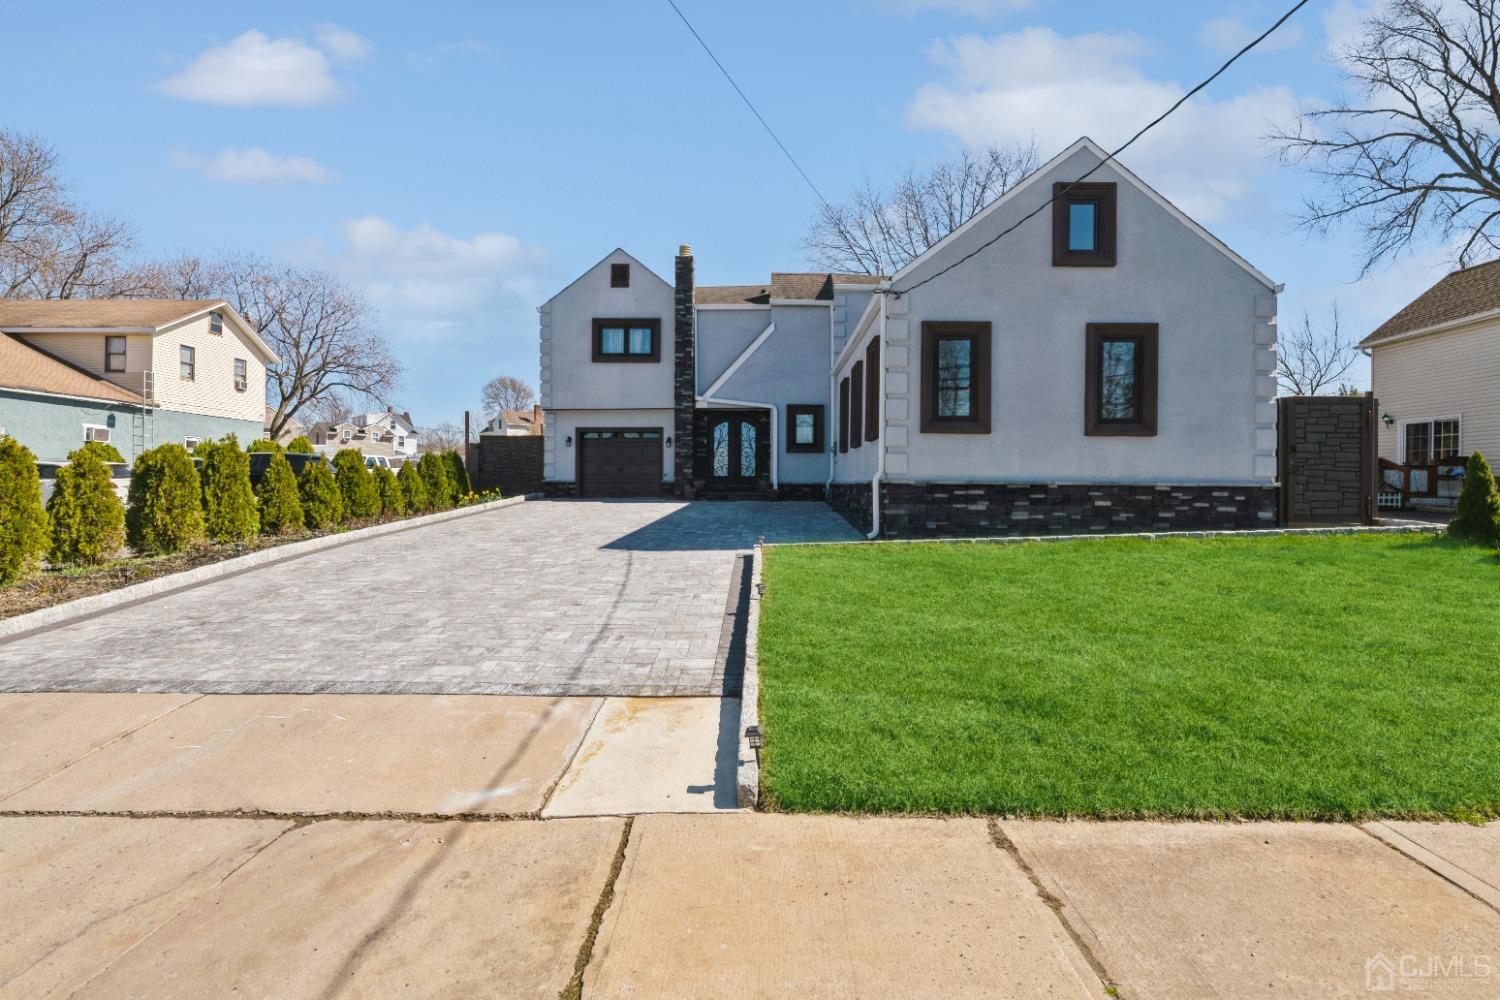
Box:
left=696, top=272, right=883, bottom=305
left=0, top=298, right=279, bottom=364
left=889, top=137, right=1278, bottom=292
left=1359, top=259, right=1500, bottom=347
left=0, top=332, right=144, bottom=404
left=540, top=248, right=671, bottom=306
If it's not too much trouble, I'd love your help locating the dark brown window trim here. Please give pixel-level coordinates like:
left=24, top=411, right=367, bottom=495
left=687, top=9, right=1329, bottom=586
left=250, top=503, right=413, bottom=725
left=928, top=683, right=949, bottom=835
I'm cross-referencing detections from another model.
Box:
left=864, top=337, right=880, bottom=442
left=1052, top=182, right=1117, bottom=267
left=786, top=404, right=825, bottom=453
left=592, top=317, right=661, bottom=363
left=849, top=361, right=864, bottom=449
left=838, top=378, right=850, bottom=453
left=1085, top=323, right=1158, bottom=436
left=920, top=321, right=991, bottom=434
left=610, top=263, right=630, bottom=288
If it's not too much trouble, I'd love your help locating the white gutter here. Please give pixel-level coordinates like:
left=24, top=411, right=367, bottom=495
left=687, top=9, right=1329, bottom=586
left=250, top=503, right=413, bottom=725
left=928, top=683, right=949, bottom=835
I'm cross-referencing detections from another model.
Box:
left=867, top=289, right=888, bottom=540
left=697, top=395, right=778, bottom=488
left=825, top=304, right=837, bottom=497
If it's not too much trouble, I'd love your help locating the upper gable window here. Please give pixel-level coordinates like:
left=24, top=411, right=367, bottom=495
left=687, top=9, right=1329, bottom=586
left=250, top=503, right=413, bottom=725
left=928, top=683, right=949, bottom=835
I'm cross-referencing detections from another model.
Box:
left=209, top=310, right=224, bottom=335
left=233, top=358, right=248, bottom=392
left=610, top=263, right=630, bottom=288
left=1053, top=182, right=1116, bottom=267
left=105, top=335, right=126, bottom=372
left=593, top=318, right=660, bottom=362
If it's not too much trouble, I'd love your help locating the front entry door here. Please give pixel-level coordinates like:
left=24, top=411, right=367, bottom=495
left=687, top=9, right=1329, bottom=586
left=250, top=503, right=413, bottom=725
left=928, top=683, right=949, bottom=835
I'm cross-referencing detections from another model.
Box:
left=708, top=415, right=758, bottom=484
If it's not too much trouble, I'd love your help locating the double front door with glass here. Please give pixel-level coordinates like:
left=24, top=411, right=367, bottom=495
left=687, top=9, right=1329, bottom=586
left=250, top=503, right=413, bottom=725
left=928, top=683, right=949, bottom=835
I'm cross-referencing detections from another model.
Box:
left=707, top=414, right=758, bottom=484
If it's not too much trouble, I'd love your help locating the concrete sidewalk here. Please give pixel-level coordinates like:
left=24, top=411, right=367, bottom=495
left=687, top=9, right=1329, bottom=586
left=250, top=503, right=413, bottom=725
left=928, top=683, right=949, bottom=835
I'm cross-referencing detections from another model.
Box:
left=2, top=693, right=1497, bottom=998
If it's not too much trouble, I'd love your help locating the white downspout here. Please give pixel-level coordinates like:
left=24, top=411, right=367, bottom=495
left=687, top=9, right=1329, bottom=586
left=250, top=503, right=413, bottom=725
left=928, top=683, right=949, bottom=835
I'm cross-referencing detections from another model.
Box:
left=826, top=307, right=837, bottom=497
left=866, top=289, right=888, bottom=540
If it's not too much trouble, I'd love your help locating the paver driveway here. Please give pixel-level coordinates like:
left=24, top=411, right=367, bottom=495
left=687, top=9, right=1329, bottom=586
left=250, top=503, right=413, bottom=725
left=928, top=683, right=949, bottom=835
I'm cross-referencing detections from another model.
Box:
left=0, top=500, right=859, bottom=697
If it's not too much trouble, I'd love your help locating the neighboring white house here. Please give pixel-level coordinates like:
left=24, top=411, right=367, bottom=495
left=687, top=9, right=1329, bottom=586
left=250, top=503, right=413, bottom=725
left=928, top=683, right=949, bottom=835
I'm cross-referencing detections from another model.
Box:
left=306, top=411, right=417, bottom=462
left=1361, top=260, right=1500, bottom=475
left=480, top=406, right=545, bottom=437
left=0, top=299, right=277, bottom=463
left=539, top=138, right=1281, bottom=536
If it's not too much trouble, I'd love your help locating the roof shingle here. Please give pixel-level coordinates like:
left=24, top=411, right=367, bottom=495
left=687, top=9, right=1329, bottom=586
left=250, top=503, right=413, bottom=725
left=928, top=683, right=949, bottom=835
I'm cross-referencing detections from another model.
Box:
left=0, top=333, right=144, bottom=403
left=0, top=299, right=225, bottom=330
left=694, top=272, right=882, bottom=306
left=1361, top=260, right=1500, bottom=346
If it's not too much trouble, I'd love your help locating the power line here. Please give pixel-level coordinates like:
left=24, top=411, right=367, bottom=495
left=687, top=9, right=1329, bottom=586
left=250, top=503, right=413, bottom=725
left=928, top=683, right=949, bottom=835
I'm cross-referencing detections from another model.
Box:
left=891, top=0, right=1310, bottom=297
left=663, top=0, right=837, bottom=215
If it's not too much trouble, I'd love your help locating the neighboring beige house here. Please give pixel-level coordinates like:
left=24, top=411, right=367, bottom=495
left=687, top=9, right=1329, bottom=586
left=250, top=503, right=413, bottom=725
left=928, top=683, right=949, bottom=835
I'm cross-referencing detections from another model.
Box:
left=307, top=411, right=418, bottom=461
left=0, top=299, right=277, bottom=462
left=264, top=406, right=304, bottom=445
left=480, top=405, right=544, bottom=437
left=1361, top=261, right=1500, bottom=472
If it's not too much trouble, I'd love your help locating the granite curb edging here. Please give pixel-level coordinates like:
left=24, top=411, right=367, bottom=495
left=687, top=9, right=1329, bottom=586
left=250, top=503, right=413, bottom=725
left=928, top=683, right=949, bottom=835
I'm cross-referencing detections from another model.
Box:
left=765, top=522, right=1445, bottom=549
left=735, top=542, right=764, bottom=808
left=0, top=495, right=536, bottom=643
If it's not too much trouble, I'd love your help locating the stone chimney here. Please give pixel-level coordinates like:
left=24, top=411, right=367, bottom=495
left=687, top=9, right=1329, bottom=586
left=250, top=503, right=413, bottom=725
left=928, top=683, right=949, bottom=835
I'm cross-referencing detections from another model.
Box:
left=673, top=244, right=696, bottom=496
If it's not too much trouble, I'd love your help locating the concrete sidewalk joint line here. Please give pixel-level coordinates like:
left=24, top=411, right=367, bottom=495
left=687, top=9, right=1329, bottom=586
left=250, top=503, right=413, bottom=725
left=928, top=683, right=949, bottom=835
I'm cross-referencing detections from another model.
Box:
left=0, top=807, right=538, bottom=823
left=1362, top=821, right=1500, bottom=914
left=736, top=543, right=764, bottom=808
left=0, top=494, right=534, bottom=644
left=562, top=815, right=634, bottom=1000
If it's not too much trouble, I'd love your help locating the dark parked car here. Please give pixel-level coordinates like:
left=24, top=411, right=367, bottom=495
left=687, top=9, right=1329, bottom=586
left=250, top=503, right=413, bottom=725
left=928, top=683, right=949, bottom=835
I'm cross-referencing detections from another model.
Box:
left=247, top=451, right=329, bottom=486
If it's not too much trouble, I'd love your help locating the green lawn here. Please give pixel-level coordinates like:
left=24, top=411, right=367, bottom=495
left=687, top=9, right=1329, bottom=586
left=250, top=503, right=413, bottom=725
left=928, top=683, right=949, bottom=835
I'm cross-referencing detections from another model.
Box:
left=758, top=534, right=1500, bottom=820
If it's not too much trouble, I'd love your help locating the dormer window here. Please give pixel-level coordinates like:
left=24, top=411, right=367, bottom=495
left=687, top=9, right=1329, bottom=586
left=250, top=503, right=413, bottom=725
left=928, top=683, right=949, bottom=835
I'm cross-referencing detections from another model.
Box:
left=611, top=263, right=630, bottom=288
left=1053, top=182, right=1116, bottom=267
left=209, top=310, right=224, bottom=335
left=593, top=318, right=660, bottom=362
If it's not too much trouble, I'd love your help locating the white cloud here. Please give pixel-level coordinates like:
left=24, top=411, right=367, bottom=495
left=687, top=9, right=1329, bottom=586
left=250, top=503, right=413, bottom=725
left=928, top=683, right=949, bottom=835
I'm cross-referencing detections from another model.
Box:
left=1323, top=0, right=1376, bottom=55
left=405, top=40, right=500, bottom=71
left=1199, top=15, right=1304, bottom=54
left=876, top=0, right=1035, bottom=14
left=172, top=147, right=333, bottom=184
left=904, top=27, right=1301, bottom=221
left=156, top=26, right=370, bottom=106
left=294, top=216, right=546, bottom=341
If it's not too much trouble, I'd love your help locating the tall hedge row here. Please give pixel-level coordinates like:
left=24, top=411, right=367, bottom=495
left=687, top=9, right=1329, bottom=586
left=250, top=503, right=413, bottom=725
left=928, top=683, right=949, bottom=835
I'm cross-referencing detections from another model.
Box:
left=445, top=450, right=470, bottom=503
left=373, top=465, right=405, bottom=516
left=286, top=435, right=315, bottom=454
left=255, top=450, right=304, bottom=535
left=332, top=449, right=380, bottom=519
left=46, top=444, right=125, bottom=566
left=397, top=459, right=429, bottom=512
left=198, top=435, right=258, bottom=542
left=418, top=452, right=453, bottom=511
left=126, top=444, right=204, bottom=555
left=298, top=460, right=343, bottom=530
left=0, top=436, right=50, bottom=583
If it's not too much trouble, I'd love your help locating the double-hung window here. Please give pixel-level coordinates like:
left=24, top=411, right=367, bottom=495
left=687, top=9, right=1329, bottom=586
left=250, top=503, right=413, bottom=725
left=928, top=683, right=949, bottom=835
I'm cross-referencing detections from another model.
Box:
left=209, top=311, right=224, bottom=335
left=105, top=336, right=126, bottom=372
left=593, top=318, right=660, bottom=362
left=1053, top=183, right=1117, bottom=267
left=1085, top=324, right=1158, bottom=436
left=921, top=322, right=991, bottom=434
left=233, top=358, right=248, bottom=392
left=1404, top=418, right=1461, bottom=463
left=179, top=345, right=195, bottom=380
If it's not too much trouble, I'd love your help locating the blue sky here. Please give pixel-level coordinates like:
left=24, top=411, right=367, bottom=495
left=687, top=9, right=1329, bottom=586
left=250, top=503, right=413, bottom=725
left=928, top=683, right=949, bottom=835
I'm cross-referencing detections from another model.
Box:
left=2, top=0, right=1446, bottom=425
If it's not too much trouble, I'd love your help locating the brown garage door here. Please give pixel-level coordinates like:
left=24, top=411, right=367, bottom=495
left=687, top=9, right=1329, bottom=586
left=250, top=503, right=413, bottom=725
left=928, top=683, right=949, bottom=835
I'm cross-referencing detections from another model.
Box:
left=579, top=429, right=663, bottom=497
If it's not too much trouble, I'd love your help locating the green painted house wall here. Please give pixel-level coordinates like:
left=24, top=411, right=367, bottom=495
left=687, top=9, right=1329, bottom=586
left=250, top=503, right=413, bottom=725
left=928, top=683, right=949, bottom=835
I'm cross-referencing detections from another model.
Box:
left=0, top=390, right=261, bottom=463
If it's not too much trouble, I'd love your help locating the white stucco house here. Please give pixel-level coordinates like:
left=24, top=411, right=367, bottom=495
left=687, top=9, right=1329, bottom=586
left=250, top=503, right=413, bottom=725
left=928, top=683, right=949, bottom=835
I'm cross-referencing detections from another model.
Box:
left=539, top=138, right=1282, bottom=537
left=0, top=299, right=277, bottom=463
left=306, top=411, right=418, bottom=461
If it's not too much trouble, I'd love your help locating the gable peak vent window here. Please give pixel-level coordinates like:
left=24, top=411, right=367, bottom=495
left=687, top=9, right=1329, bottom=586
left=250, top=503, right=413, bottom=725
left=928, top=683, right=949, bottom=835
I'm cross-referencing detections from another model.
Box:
left=209, top=310, right=224, bottom=335
left=611, top=263, right=630, bottom=288
left=1053, top=182, right=1116, bottom=267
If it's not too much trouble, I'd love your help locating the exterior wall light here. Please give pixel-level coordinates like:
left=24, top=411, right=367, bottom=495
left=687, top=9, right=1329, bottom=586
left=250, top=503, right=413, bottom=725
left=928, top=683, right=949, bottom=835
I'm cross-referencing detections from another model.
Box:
left=565, top=435, right=573, bottom=447
left=665, top=435, right=672, bottom=447
left=1382, top=413, right=1395, bottom=427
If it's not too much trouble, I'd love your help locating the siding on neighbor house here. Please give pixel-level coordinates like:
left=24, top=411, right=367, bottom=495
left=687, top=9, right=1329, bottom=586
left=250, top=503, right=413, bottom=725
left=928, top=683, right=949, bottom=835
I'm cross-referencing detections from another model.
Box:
left=150, top=313, right=267, bottom=423
left=0, top=390, right=142, bottom=463
left=15, top=332, right=153, bottom=397
left=832, top=145, right=1278, bottom=488
left=1370, top=318, right=1500, bottom=464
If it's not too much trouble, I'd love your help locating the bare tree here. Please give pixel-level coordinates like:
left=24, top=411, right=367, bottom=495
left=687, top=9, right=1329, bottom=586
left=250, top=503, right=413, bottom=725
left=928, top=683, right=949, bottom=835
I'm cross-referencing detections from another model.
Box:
left=1274, top=0, right=1500, bottom=274
left=0, top=129, right=139, bottom=298
left=1277, top=303, right=1360, bottom=396
left=803, top=141, right=1041, bottom=275
left=420, top=422, right=464, bottom=452
left=481, top=375, right=536, bottom=418
left=138, top=253, right=403, bottom=439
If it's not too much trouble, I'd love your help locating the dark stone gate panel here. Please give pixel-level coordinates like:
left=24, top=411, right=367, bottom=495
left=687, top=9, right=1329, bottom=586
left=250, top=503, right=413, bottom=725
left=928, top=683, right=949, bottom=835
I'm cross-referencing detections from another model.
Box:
left=1276, top=395, right=1378, bottom=525
left=471, top=435, right=544, bottom=497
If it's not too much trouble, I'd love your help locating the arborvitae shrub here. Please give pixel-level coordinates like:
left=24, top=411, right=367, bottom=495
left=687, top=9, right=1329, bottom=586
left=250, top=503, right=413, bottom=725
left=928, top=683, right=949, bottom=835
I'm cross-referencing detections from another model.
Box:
left=397, top=459, right=429, bottom=512
left=255, top=450, right=304, bottom=535
left=286, top=435, right=315, bottom=454
left=418, top=452, right=453, bottom=511
left=246, top=439, right=282, bottom=453
left=0, top=436, right=50, bottom=583
left=126, top=444, right=205, bottom=555
left=1450, top=451, right=1500, bottom=548
left=445, top=450, right=470, bottom=503
left=47, top=444, right=125, bottom=566
left=373, top=465, right=405, bottom=516
left=78, top=440, right=126, bottom=464
left=199, top=434, right=258, bottom=542
left=298, top=460, right=343, bottom=530
left=332, top=448, right=380, bottom=519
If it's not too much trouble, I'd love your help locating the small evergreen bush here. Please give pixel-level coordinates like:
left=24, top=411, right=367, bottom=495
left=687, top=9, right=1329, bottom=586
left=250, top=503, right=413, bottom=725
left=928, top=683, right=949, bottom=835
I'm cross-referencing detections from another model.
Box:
left=46, top=444, right=125, bottom=566
left=373, top=465, right=405, bottom=516
left=126, top=444, right=205, bottom=555
left=246, top=439, right=283, bottom=453
left=298, top=460, right=343, bottom=530
left=445, top=449, right=470, bottom=503
left=397, top=459, right=429, bottom=512
left=418, top=452, right=453, bottom=511
left=286, top=435, right=315, bottom=454
left=332, top=448, right=381, bottom=519
left=0, top=436, right=50, bottom=583
left=198, top=434, right=259, bottom=542
left=255, top=450, right=304, bottom=535
left=79, top=440, right=126, bottom=464
left=1449, top=451, right=1500, bottom=548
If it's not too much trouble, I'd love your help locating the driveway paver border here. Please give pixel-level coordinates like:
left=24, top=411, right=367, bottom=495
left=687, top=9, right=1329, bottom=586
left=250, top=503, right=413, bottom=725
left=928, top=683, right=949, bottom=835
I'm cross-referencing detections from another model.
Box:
left=736, top=542, right=765, bottom=808
left=0, top=494, right=535, bottom=644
